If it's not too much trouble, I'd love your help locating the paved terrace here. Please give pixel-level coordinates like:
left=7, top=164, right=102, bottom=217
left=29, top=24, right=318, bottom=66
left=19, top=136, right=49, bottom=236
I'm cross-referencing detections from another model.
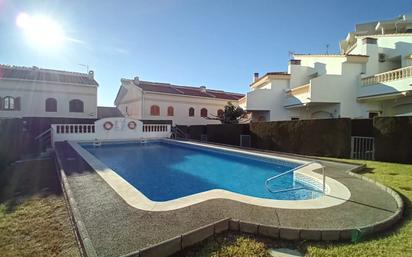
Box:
left=55, top=142, right=403, bottom=257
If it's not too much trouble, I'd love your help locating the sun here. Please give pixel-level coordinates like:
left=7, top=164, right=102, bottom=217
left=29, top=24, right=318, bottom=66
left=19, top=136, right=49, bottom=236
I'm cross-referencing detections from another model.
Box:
left=16, top=12, right=65, bottom=49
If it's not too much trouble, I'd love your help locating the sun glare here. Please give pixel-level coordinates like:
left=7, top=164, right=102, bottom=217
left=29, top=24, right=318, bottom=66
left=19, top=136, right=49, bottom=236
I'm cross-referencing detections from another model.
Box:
left=16, top=12, right=65, bottom=49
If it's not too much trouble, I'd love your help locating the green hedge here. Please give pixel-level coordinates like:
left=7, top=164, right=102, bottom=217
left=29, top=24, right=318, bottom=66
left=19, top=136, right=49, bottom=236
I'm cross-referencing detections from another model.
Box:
left=352, top=119, right=373, bottom=137
left=374, top=116, right=412, bottom=164
left=250, top=119, right=351, bottom=158
left=206, top=124, right=250, bottom=146
left=188, top=125, right=207, bottom=140
left=0, top=119, right=23, bottom=166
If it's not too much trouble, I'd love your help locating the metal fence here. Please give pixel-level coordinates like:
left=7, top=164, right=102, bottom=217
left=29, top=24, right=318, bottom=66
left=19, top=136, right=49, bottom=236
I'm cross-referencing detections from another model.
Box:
left=351, top=136, right=375, bottom=160
left=240, top=135, right=251, bottom=147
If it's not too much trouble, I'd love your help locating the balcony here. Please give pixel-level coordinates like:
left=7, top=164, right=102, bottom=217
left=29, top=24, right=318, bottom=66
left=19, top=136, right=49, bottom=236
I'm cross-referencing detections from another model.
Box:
left=359, top=66, right=412, bottom=100
left=246, top=88, right=273, bottom=111
left=284, top=83, right=311, bottom=107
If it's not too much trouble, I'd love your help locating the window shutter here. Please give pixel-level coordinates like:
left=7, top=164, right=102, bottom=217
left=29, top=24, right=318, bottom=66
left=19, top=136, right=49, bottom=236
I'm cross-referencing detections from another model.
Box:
left=14, top=97, right=21, bottom=111
left=0, top=97, right=3, bottom=110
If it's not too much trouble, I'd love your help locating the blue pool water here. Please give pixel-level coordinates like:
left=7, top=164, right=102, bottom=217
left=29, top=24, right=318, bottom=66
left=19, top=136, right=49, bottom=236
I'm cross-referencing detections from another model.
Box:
left=82, top=141, right=323, bottom=201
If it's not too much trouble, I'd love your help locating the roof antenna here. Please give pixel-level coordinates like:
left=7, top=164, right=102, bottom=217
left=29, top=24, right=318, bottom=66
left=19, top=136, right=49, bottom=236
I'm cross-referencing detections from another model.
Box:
left=325, top=44, right=330, bottom=55
left=78, top=64, right=89, bottom=73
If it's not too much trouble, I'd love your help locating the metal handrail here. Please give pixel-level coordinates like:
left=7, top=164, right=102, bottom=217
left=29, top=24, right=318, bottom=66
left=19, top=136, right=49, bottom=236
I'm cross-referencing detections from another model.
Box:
left=172, top=126, right=187, bottom=139
left=265, top=160, right=326, bottom=194
left=34, top=128, right=51, bottom=141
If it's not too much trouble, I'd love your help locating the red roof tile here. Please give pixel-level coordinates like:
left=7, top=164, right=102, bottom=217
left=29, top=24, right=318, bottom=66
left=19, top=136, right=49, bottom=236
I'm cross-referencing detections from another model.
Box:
left=97, top=106, right=124, bottom=119
left=0, top=65, right=98, bottom=86
left=133, top=80, right=244, bottom=100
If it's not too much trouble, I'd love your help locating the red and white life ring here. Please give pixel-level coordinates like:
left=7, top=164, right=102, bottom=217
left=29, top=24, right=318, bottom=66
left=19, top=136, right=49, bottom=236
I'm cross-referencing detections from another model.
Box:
left=103, top=121, right=114, bottom=130
left=128, top=121, right=137, bottom=130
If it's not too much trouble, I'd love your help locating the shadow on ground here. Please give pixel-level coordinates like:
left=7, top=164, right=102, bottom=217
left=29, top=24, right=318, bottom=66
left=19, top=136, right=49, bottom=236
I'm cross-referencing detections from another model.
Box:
left=0, top=158, right=62, bottom=212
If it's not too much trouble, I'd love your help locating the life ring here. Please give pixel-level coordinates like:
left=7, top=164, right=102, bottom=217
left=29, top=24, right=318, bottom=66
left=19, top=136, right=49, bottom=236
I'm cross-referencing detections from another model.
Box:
left=128, top=121, right=137, bottom=130
left=103, top=121, right=113, bottom=130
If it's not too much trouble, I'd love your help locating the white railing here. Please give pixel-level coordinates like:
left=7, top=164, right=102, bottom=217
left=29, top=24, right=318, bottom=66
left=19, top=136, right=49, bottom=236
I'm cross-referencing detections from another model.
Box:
left=142, top=124, right=169, bottom=132
left=51, top=118, right=172, bottom=146
left=361, top=66, right=412, bottom=86
left=54, top=124, right=95, bottom=134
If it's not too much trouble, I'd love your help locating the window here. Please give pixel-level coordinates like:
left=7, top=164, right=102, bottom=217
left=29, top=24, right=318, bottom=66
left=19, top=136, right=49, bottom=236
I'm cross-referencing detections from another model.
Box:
left=217, top=109, right=224, bottom=118
left=368, top=112, right=379, bottom=119
left=200, top=108, right=208, bottom=117
left=150, top=105, right=160, bottom=116
left=167, top=106, right=174, bottom=116
left=189, top=107, right=195, bottom=117
left=45, top=98, right=57, bottom=112
left=69, top=99, right=84, bottom=113
left=291, top=117, right=299, bottom=121
left=2, top=96, right=20, bottom=111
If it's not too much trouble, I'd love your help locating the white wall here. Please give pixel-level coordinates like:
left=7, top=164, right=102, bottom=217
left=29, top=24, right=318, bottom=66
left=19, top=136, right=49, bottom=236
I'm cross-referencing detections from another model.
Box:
left=142, top=92, right=231, bottom=125
left=51, top=117, right=172, bottom=144
left=116, top=81, right=238, bottom=126
left=116, top=82, right=143, bottom=119
left=0, top=79, right=97, bottom=119
left=350, top=34, right=412, bottom=73
left=247, top=79, right=291, bottom=121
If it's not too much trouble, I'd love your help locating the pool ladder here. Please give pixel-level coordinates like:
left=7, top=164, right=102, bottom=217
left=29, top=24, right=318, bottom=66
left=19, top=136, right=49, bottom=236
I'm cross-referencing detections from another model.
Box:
left=265, top=160, right=326, bottom=194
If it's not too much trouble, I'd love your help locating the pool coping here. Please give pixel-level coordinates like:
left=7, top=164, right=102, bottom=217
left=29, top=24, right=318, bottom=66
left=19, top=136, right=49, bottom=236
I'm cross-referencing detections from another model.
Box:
left=54, top=140, right=405, bottom=257
left=68, top=139, right=351, bottom=211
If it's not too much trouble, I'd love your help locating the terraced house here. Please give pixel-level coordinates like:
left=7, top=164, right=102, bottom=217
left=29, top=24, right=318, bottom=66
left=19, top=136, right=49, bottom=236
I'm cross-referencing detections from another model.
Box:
left=0, top=65, right=102, bottom=143
left=246, top=14, right=412, bottom=121
left=115, top=77, right=244, bottom=125
left=0, top=65, right=98, bottom=120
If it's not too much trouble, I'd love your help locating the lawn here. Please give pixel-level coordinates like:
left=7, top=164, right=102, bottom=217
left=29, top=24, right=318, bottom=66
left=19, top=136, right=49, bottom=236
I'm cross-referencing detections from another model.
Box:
left=0, top=159, right=80, bottom=257
left=179, top=159, right=412, bottom=257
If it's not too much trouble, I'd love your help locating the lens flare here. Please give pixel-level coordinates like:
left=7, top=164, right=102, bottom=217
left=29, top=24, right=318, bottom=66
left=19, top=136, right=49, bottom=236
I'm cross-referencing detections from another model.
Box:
left=16, top=12, right=65, bottom=49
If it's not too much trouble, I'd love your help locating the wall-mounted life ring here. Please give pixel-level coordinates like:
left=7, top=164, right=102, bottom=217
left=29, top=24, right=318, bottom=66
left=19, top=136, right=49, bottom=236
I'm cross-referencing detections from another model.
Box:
left=128, top=121, right=137, bottom=130
left=103, top=121, right=114, bottom=130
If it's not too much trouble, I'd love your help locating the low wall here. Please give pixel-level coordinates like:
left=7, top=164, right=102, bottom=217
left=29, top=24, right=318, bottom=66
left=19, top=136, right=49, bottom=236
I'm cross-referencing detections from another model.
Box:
left=250, top=119, right=352, bottom=158
left=52, top=118, right=172, bottom=145
left=23, top=117, right=96, bottom=137
left=374, top=116, right=412, bottom=164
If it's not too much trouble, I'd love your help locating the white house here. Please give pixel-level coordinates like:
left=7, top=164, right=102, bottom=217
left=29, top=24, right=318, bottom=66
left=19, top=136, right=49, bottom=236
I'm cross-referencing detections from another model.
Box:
left=114, top=77, right=244, bottom=126
left=0, top=65, right=98, bottom=120
left=246, top=14, right=412, bottom=121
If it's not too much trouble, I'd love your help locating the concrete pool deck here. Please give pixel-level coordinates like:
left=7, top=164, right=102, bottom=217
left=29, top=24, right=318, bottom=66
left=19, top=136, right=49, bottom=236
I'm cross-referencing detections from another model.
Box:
left=54, top=141, right=403, bottom=257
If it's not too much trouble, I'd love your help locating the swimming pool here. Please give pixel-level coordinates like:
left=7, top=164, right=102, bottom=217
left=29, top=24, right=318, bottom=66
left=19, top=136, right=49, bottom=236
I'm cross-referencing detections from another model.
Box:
left=81, top=140, right=324, bottom=202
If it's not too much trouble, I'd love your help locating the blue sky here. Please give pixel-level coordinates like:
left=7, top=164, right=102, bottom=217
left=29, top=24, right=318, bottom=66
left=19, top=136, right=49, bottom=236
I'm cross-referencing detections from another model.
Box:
left=0, top=0, right=411, bottom=106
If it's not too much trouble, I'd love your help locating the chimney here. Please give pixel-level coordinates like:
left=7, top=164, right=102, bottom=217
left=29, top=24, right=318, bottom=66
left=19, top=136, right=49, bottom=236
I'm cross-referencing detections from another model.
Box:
left=289, top=59, right=301, bottom=65
left=253, top=73, right=259, bottom=82
left=88, top=70, right=94, bottom=79
left=200, top=86, right=207, bottom=93
left=134, top=76, right=140, bottom=84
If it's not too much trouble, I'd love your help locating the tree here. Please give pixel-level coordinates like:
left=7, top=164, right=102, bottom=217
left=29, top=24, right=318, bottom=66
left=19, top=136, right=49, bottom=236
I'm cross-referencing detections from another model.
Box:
left=205, top=102, right=249, bottom=124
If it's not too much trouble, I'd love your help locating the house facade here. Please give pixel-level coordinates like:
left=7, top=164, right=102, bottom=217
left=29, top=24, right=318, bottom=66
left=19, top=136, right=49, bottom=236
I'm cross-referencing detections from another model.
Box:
left=246, top=14, right=412, bottom=121
left=0, top=65, right=98, bottom=120
left=114, top=77, right=244, bottom=126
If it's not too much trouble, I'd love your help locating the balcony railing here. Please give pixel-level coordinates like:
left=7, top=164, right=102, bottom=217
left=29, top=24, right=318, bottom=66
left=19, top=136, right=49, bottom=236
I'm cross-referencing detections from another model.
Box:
left=54, top=124, right=95, bottom=134
left=361, top=66, right=412, bottom=86
left=287, top=83, right=310, bottom=97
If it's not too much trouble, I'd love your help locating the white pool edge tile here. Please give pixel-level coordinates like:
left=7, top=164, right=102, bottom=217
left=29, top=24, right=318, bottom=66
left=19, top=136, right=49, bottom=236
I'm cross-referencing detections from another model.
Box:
left=68, top=140, right=351, bottom=211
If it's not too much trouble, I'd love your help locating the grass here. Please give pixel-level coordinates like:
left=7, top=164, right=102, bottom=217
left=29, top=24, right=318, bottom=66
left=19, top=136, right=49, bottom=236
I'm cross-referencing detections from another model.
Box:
left=0, top=159, right=80, bottom=257
left=179, top=159, right=412, bottom=257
